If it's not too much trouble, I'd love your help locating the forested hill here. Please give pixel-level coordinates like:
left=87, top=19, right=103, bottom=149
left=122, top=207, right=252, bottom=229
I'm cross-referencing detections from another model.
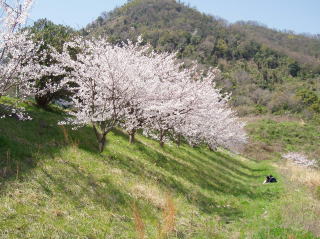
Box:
left=84, top=0, right=320, bottom=118
left=233, top=21, right=320, bottom=71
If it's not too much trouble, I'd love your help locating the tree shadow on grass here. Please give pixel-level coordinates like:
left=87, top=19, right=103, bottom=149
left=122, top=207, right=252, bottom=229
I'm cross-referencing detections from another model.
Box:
left=180, top=148, right=262, bottom=180
left=0, top=111, right=275, bottom=224
left=33, top=159, right=160, bottom=230
left=0, top=111, right=99, bottom=191
left=100, top=137, right=276, bottom=221
left=105, top=153, right=243, bottom=221
left=38, top=162, right=133, bottom=213
left=163, top=146, right=258, bottom=182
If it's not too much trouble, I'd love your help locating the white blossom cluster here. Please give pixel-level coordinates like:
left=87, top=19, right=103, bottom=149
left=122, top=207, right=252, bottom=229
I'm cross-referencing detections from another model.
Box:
left=0, top=0, right=36, bottom=98
left=0, top=103, right=31, bottom=120
left=54, top=36, right=247, bottom=152
left=283, top=152, right=318, bottom=168
left=0, top=0, right=36, bottom=119
left=0, top=0, right=63, bottom=119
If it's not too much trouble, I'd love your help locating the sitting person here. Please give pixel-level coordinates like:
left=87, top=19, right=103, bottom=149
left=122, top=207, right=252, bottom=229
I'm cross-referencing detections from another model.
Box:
left=263, top=175, right=277, bottom=184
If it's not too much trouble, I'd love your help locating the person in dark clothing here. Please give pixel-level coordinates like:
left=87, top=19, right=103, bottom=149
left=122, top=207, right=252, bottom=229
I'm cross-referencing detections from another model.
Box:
left=263, top=175, right=277, bottom=184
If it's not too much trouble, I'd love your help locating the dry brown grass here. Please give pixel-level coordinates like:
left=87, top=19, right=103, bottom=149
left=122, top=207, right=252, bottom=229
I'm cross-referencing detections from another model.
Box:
left=278, top=161, right=320, bottom=187
left=60, top=125, right=70, bottom=144
left=244, top=140, right=282, bottom=161
left=281, top=194, right=320, bottom=237
left=158, top=194, right=176, bottom=239
left=132, top=203, right=145, bottom=239
left=131, top=184, right=166, bottom=209
left=132, top=193, right=176, bottom=239
left=277, top=161, right=320, bottom=236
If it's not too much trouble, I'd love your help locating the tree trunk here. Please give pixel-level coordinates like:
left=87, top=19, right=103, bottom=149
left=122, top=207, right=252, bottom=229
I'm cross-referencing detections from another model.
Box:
left=176, top=134, right=181, bottom=147
left=159, top=130, right=164, bottom=148
left=208, top=145, right=217, bottom=152
left=35, top=95, right=52, bottom=109
left=93, top=123, right=110, bottom=153
left=98, top=135, right=106, bottom=153
left=128, top=130, right=136, bottom=144
left=159, top=140, right=164, bottom=148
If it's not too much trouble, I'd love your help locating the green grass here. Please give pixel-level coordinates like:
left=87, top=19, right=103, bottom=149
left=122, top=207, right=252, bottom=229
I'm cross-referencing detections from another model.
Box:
left=245, top=119, right=320, bottom=161
left=248, top=119, right=320, bottom=151
left=0, top=101, right=319, bottom=238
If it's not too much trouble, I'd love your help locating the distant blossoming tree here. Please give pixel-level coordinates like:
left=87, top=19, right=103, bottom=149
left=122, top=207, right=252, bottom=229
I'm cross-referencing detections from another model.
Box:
left=283, top=152, right=317, bottom=168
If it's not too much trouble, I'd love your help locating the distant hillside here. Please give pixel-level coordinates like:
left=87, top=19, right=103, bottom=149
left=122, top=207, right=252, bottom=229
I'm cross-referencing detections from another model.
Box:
left=84, top=0, right=320, bottom=118
left=233, top=21, right=320, bottom=71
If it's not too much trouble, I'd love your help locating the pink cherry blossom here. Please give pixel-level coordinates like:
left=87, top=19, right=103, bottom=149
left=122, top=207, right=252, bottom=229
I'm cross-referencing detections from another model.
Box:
left=54, top=36, right=247, bottom=152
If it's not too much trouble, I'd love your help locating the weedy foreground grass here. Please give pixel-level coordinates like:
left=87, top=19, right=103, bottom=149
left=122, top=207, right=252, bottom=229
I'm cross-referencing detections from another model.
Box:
left=0, top=100, right=319, bottom=238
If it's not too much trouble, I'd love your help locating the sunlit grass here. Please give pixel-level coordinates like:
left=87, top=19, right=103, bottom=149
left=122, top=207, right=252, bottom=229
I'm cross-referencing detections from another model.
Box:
left=0, top=100, right=319, bottom=238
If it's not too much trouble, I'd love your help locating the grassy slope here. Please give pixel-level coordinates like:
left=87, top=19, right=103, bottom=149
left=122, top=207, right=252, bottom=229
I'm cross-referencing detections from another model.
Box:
left=245, top=117, right=320, bottom=161
left=0, top=101, right=318, bottom=238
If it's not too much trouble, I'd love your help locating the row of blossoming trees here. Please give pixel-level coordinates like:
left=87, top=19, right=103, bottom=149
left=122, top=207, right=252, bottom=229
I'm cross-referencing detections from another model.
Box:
left=0, top=0, right=247, bottom=153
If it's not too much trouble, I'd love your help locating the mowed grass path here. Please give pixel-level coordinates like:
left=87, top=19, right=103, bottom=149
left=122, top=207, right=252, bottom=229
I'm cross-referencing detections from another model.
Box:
left=0, top=101, right=318, bottom=238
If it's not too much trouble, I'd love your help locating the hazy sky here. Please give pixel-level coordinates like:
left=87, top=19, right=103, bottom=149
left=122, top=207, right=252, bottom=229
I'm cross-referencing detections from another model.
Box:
left=29, top=0, right=319, bottom=34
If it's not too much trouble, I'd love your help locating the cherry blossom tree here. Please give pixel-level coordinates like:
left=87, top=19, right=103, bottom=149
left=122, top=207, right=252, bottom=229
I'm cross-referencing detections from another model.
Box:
left=140, top=59, right=198, bottom=147
left=177, top=73, right=248, bottom=152
left=119, top=50, right=247, bottom=150
left=122, top=101, right=144, bottom=144
left=56, top=37, right=152, bottom=152
left=0, top=2, right=246, bottom=152
left=26, top=19, right=75, bottom=109
left=55, top=35, right=247, bottom=153
left=138, top=63, right=246, bottom=151
left=0, top=0, right=53, bottom=119
left=0, top=0, right=36, bottom=98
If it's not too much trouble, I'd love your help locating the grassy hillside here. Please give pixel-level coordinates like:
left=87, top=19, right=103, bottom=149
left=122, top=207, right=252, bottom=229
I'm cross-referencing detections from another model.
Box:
left=1, top=100, right=320, bottom=238
left=244, top=116, right=320, bottom=162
